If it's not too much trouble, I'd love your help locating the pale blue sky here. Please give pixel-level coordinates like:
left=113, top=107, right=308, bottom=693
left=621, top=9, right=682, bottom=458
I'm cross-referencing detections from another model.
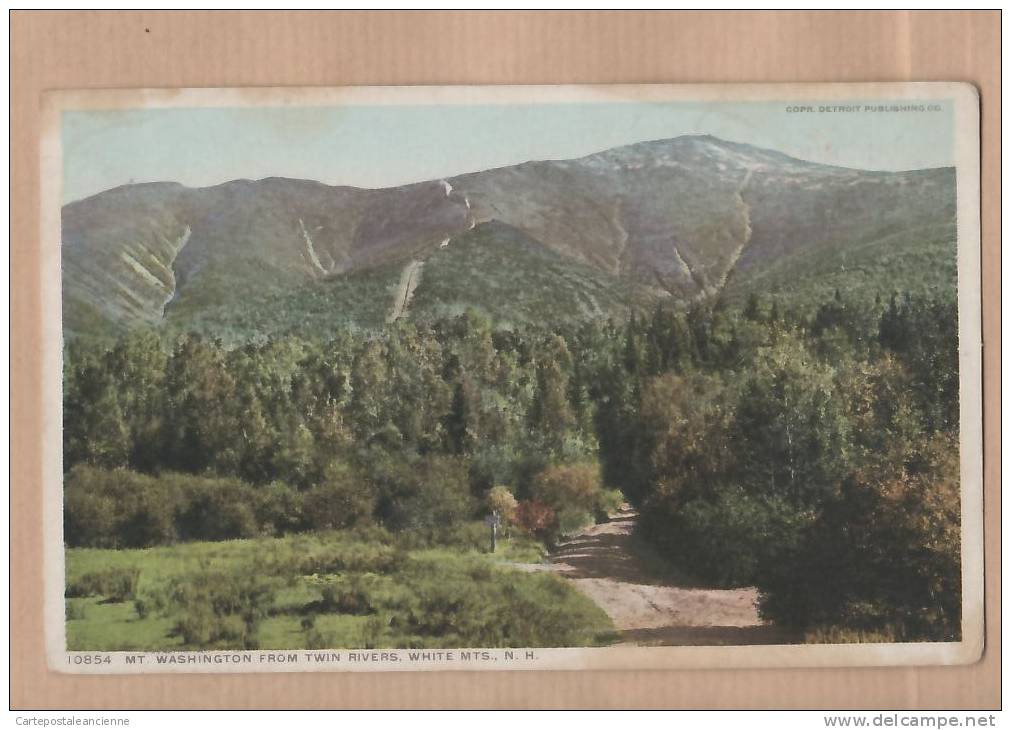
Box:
left=62, top=100, right=955, bottom=204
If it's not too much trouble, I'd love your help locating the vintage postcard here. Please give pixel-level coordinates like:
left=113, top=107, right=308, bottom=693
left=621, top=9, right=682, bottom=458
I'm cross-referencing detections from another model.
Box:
left=41, top=83, right=982, bottom=674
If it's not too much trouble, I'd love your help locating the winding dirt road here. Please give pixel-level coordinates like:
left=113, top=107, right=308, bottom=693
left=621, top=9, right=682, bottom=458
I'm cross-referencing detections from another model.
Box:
left=528, top=508, right=796, bottom=646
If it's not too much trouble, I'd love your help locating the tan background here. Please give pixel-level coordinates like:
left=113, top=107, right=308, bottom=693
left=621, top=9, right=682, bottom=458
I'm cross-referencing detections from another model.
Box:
left=10, top=10, right=1000, bottom=709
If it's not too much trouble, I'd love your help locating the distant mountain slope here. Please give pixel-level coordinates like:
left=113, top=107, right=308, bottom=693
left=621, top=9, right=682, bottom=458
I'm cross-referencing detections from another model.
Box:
left=409, top=221, right=642, bottom=326
left=61, top=135, right=956, bottom=340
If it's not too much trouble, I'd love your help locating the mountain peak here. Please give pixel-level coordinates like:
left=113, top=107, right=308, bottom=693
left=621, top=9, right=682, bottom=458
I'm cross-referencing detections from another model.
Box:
left=61, top=135, right=956, bottom=341
left=573, top=134, right=828, bottom=175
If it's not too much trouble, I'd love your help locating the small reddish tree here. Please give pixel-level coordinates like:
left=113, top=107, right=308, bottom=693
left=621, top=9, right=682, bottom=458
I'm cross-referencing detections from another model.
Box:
left=514, top=499, right=558, bottom=542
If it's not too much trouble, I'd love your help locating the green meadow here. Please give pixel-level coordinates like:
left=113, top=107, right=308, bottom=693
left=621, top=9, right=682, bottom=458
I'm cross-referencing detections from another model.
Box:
left=65, top=525, right=616, bottom=652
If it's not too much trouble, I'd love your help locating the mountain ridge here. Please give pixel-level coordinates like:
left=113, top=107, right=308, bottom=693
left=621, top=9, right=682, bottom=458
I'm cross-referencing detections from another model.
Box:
left=61, top=134, right=957, bottom=341
left=66, top=134, right=949, bottom=206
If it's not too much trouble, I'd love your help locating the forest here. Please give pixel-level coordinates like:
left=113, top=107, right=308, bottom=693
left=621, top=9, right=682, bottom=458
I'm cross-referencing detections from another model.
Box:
left=63, top=289, right=962, bottom=647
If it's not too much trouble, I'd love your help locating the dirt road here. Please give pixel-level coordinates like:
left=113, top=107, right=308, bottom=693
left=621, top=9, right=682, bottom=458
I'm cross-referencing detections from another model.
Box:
left=528, top=508, right=795, bottom=646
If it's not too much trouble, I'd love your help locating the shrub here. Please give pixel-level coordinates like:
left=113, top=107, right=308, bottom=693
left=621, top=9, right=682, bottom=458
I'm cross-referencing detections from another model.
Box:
left=392, top=521, right=488, bottom=552
left=63, top=473, right=118, bottom=548
left=595, top=488, right=625, bottom=521
left=174, top=609, right=252, bottom=648
left=486, top=485, right=518, bottom=525
left=64, top=466, right=182, bottom=548
left=374, top=455, right=476, bottom=531
left=64, top=467, right=316, bottom=548
left=177, top=477, right=259, bottom=542
left=529, top=463, right=614, bottom=537
left=531, top=463, right=603, bottom=514
left=65, top=567, right=141, bottom=602
left=66, top=601, right=87, bottom=621
left=161, top=569, right=279, bottom=649
left=556, top=507, right=594, bottom=536
left=317, top=580, right=376, bottom=616
left=64, top=466, right=273, bottom=548
left=359, top=616, right=385, bottom=649
left=290, top=541, right=404, bottom=576
left=303, top=462, right=376, bottom=531
left=240, top=535, right=391, bottom=579
left=389, top=567, right=608, bottom=647
left=304, top=628, right=333, bottom=650
left=641, top=485, right=810, bottom=587
left=255, top=481, right=307, bottom=536
left=467, top=445, right=527, bottom=496
left=757, top=432, right=961, bottom=641
left=514, top=499, right=558, bottom=542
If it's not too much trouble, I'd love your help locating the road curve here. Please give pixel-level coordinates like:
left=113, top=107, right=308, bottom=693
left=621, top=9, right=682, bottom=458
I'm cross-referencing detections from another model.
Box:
left=524, top=508, right=797, bottom=646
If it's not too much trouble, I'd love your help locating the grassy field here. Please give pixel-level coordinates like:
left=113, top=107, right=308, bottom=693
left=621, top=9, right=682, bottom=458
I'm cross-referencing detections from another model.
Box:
left=65, top=524, right=616, bottom=651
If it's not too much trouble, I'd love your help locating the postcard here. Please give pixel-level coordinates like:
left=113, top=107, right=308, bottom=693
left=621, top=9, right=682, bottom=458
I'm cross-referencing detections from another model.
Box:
left=41, top=83, right=982, bottom=673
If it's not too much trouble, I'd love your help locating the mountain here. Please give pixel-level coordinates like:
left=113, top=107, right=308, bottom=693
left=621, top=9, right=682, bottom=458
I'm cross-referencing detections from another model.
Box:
left=61, top=135, right=957, bottom=341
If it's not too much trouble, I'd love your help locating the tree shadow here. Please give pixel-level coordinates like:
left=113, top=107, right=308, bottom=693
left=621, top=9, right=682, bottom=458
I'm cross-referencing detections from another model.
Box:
left=550, top=512, right=712, bottom=587
left=550, top=523, right=648, bottom=582
left=618, top=624, right=802, bottom=646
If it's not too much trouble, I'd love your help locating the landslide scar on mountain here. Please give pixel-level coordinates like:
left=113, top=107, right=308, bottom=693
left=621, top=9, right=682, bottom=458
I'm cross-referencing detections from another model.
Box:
left=612, top=198, right=631, bottom=276
left=60, top=136, right=957, bottom=337
left=387, top=259, right=425, bottom=323
left=158, top=225, right=192, bottom=316
left=299, top=218, right=328, bottom=276
left=711, top=168, right=756, bottom=295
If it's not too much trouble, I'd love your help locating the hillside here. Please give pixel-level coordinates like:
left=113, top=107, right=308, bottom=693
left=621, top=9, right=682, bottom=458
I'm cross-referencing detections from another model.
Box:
left=409, top=221, right=644, bottom=326
left=61, top=135, right=957, bottom=340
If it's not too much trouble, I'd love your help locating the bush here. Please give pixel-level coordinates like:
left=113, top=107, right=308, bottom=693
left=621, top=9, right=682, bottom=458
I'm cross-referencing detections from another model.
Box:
left=177, top=477, right=260, bottom=542
left=64, top=467, right=288, bottom=548
left=645, top=485, right=810, bottom=586
left=389, top=567, right=609, bottom=647
left=514, top=499, right=558, bottom=542
left=531, top=463, right=603, bottom=514
left=302, top=462, right=376, bottom=531
left=66, top=601, right=87, bottom=621
left=374, top=455, right=476, bottom=530
left=65, top=567, right=141, bottom=602
left=174, top=610, right=251, bottom=648
left=486, top=485, right=518, bottom=525
left=392, top=521, right=487, bottom=552
left=64, top=466, right=181, bottom=548
left=62, top=474, right=119, bottom=548
left=253, top=533, right=405, bottom=579
left=304, top=628, right=334, bottom=650
left=556, top=507, right=594, bottom=536
left=162, top=569, right=279, bottom=649
left=595, top=488, right=625, bottom=521
left=358, top=616, right=385, bottom=649
left=316, top=580, right=376, bottom=615
left=255, top=481, right=307, bottom=535
left=529, top=463, right=615, bottom=535
left=757, top=433, right=961, bottom=641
